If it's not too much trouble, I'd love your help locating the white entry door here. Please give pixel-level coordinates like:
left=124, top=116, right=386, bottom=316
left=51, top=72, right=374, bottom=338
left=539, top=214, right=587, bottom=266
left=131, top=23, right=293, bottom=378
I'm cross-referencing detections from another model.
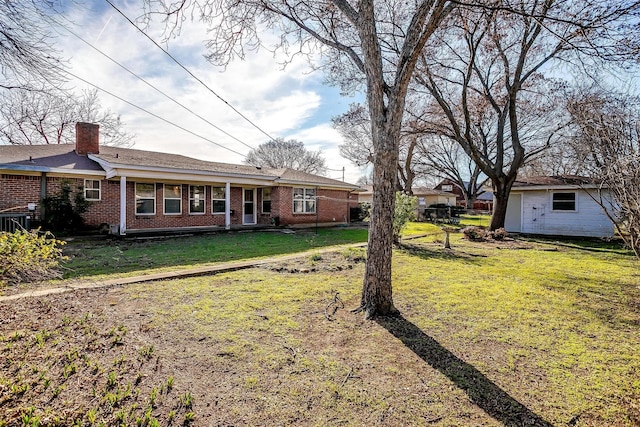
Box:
left=504, top=193, right=522, bottom=233
left=243, top=189, right=256, bottom=225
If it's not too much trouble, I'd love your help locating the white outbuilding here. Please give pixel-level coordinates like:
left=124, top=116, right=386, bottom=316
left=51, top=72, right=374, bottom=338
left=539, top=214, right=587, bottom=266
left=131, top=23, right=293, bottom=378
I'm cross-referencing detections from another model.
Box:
left=504, top=176, right=615, bottom=238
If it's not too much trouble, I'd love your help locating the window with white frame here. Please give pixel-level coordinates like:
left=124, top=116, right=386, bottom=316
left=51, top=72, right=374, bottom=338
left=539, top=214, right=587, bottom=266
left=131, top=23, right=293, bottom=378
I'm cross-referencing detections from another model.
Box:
left=293, top=188, right=316, bottom=213
left=262, top=187, right=272, bottom=213
left=164, top=184, right=182, bottom=215
left=135, top=183, right=155, bottom=215
left=552, top=192, right=576, bottom=211
left=189, top=185, right=205, bottom=214
left=212, top=186, right=226, bottom=214
left=441, top=184, right=453, bottom=192
left=84, top=179, right=101, bottom=201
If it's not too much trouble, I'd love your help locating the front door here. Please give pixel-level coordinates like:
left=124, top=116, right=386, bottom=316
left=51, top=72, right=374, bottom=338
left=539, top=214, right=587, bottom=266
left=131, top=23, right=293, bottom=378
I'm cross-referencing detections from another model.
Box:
left=243, top=189, right=256, bottom=225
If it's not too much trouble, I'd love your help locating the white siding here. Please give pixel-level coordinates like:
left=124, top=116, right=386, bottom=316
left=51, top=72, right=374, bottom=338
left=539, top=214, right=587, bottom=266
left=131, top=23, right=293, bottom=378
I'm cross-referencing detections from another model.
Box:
left=519, top=189, right=614, bottom=237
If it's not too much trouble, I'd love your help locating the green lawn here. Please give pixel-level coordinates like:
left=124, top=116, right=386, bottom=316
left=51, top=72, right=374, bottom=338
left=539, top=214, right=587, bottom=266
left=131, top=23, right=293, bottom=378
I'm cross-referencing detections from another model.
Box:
left=2, top=225, right=639, bottom=425
left=61, top=227, right=368, bottom=279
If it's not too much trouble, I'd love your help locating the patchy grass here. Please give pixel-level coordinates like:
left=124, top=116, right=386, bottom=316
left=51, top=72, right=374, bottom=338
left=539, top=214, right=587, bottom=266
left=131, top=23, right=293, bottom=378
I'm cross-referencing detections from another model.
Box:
left=1, top=233, right=639, bottom=425
left=59, top=227, right=368, bottom=280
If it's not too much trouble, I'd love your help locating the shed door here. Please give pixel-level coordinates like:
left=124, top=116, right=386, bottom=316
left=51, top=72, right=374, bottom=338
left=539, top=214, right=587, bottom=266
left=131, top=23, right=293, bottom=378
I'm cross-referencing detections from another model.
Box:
left=504, top=193, right=522, bottom=233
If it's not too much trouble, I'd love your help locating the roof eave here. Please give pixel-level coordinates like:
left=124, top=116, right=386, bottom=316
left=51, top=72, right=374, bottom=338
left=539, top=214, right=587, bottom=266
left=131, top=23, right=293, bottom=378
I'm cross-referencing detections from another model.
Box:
left=0, top=164, right=105, bottom=176
left=274, top=178, right=361, bottom=191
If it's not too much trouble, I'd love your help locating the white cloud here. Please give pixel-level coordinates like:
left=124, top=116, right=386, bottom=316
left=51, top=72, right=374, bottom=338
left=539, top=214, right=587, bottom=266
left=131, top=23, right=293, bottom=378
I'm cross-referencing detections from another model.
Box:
left=54, top=0, right=363, bottom=178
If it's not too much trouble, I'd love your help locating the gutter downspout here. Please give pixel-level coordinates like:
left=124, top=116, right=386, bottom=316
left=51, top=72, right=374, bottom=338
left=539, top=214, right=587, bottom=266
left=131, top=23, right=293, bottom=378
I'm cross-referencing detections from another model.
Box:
left=40, top=172, right=47, bottom=223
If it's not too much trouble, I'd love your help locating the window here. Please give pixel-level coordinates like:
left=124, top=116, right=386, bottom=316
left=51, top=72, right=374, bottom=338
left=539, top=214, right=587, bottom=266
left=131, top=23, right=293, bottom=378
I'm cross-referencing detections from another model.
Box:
left=136, top=183, right=155, bottom=215
left=293, top=188, right=316, bottom=213
left=164, top=184, right=182, bottom=215
left=84, top=179, right=101, bottom=200
left=552, top=192, right=576, bottom=211
left=441, top=184, right=453, bottom=192
left=212, top=186, right=226, bottom=214
left=189, top=185, right=205, bottom=214
left=262, top=187, right=272, bottom=213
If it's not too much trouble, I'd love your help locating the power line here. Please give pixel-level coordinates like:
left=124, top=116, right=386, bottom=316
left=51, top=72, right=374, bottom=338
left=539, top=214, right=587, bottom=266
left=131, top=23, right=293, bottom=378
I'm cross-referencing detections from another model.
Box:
left=104, top=0, right=279, bottom=144
left=65, top=70, right=247, bottom=157
left=58, top=21, right=257, bottom=151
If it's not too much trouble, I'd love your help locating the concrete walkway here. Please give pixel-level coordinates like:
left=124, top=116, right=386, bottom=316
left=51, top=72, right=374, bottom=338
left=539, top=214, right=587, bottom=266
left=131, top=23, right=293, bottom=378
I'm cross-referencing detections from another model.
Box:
left=0, top=243, right=368, bottom=302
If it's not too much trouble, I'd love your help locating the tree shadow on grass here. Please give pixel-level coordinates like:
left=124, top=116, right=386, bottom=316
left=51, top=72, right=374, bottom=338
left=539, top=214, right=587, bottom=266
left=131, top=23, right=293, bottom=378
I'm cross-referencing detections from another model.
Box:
left=397, top=241, right=486, bottom=264
left=376, top=315, right=553, bottom=427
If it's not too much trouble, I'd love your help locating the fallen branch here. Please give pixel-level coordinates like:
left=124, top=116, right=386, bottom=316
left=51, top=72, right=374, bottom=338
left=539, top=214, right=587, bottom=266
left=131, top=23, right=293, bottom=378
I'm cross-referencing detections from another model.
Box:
left=324, top=292, right=344, bottom=321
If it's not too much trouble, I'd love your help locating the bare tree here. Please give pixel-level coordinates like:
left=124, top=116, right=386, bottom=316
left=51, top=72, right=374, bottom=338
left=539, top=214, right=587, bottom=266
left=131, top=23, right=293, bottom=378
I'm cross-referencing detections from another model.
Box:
left=414, top=134, right=489, bottom=209
left=0, top=89, right=134, bottom=147
left=413, top=1, right=640, bottom=230
left=568, top=88, right=640, bottom=257
left=335, top=103, right=434, bottom=193
left=0, top=0, right=67, bottom=90
left=244, top=138, right=326, bottom=174
left=332, top=104, right=421, bottom=194
left=145, top=0, right=456, bottom=318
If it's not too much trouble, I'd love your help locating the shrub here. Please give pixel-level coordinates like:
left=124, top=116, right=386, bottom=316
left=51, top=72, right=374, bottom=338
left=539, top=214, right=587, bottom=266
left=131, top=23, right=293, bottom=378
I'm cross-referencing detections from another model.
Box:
left=42, top=181, right=90, bottom=232
left=0, top=228, right=67, bottom=287
left=393, top=192, right=418, bottom=244
left=490, top=227, right=508, bottom=241
left=461, top=226, right=487, bottom=241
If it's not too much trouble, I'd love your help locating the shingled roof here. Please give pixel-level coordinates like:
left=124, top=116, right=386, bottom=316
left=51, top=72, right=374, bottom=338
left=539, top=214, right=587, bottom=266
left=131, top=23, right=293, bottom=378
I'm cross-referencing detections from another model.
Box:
left=0, top=143, right=359, bottom=190
left=0, top=144, right=103, bottom=172
left=512, top=175, right=599, bottom=188
left=92, top=146, right=274, bottom=178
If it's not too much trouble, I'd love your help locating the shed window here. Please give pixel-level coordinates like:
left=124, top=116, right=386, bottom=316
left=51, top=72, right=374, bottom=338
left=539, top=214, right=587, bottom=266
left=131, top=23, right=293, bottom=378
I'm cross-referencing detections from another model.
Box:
left=84, top=179, right=101, bottom=201
left=164, top=184, right=182, bottom=215
left=293, top=188, right=316, bottom=213
left=136, top=183, right=155, bottom=215
left=552, top=192, right=576, bottom=211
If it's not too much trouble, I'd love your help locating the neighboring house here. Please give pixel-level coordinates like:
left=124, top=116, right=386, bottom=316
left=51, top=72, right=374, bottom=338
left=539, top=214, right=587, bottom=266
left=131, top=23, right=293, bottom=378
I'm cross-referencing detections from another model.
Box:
left=504, top=175, right=614, bottom=238
left=358, top=186, right=456, bottom=206
left=0, top=123, right=360, bottom=235
left=434, top=178, right=494, bottom=211
left=358, top=185, right=456, bottom=220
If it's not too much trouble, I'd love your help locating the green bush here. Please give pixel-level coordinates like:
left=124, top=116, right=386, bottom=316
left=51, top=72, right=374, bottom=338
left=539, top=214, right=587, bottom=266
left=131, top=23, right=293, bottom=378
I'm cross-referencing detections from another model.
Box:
left=393, top=192, right=418, bottom=244
left=0, top=228, right=67, bottom=287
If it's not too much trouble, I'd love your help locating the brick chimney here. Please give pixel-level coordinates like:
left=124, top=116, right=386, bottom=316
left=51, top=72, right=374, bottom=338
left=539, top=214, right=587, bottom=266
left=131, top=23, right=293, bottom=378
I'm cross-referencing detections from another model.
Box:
left=75, top=122, right=99, bottom=155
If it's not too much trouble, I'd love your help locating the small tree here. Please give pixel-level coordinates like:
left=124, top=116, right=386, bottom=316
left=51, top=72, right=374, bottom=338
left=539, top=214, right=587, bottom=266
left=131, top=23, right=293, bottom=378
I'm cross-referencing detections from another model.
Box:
left=567, top=89, right=640, bottom=258
left=42, top=182, right=90, bottom=232
left=393, top=192, right=418, bottom=244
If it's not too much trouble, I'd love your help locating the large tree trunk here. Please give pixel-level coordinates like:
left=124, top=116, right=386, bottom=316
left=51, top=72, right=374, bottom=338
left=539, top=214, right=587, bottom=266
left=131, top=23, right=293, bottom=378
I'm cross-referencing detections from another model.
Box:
left=489, top=177, right=516, bottom=230
left=359, top=145, right=399, bottom=319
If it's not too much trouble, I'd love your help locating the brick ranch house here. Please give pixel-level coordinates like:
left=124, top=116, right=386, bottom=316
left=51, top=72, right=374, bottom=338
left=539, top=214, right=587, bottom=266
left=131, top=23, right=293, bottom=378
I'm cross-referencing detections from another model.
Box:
left=0, top=123, right=360, bottom=235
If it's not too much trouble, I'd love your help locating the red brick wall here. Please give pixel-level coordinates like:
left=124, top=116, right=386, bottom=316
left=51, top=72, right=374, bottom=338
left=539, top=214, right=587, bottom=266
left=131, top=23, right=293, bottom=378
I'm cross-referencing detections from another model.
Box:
left=272, top=186, right=357, bottom=226
left=0, top=174, right=41, bottom=216
left=1, top=173, right=359, bottom=231
left=126, top=183, right=249, bottom=230
left=0, top=174, right=117, bottom=227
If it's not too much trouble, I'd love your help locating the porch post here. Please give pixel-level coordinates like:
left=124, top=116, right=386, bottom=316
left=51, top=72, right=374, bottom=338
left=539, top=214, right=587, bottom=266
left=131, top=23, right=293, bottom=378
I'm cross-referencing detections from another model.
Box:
left=225, top=182, right=231, bottom=230
left=119, top=176, right=127, bottom=235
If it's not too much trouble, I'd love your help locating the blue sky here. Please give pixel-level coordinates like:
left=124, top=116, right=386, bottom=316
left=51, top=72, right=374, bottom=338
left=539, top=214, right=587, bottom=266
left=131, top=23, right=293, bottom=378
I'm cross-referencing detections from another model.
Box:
left=54, top=1, right=366, bottom=183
